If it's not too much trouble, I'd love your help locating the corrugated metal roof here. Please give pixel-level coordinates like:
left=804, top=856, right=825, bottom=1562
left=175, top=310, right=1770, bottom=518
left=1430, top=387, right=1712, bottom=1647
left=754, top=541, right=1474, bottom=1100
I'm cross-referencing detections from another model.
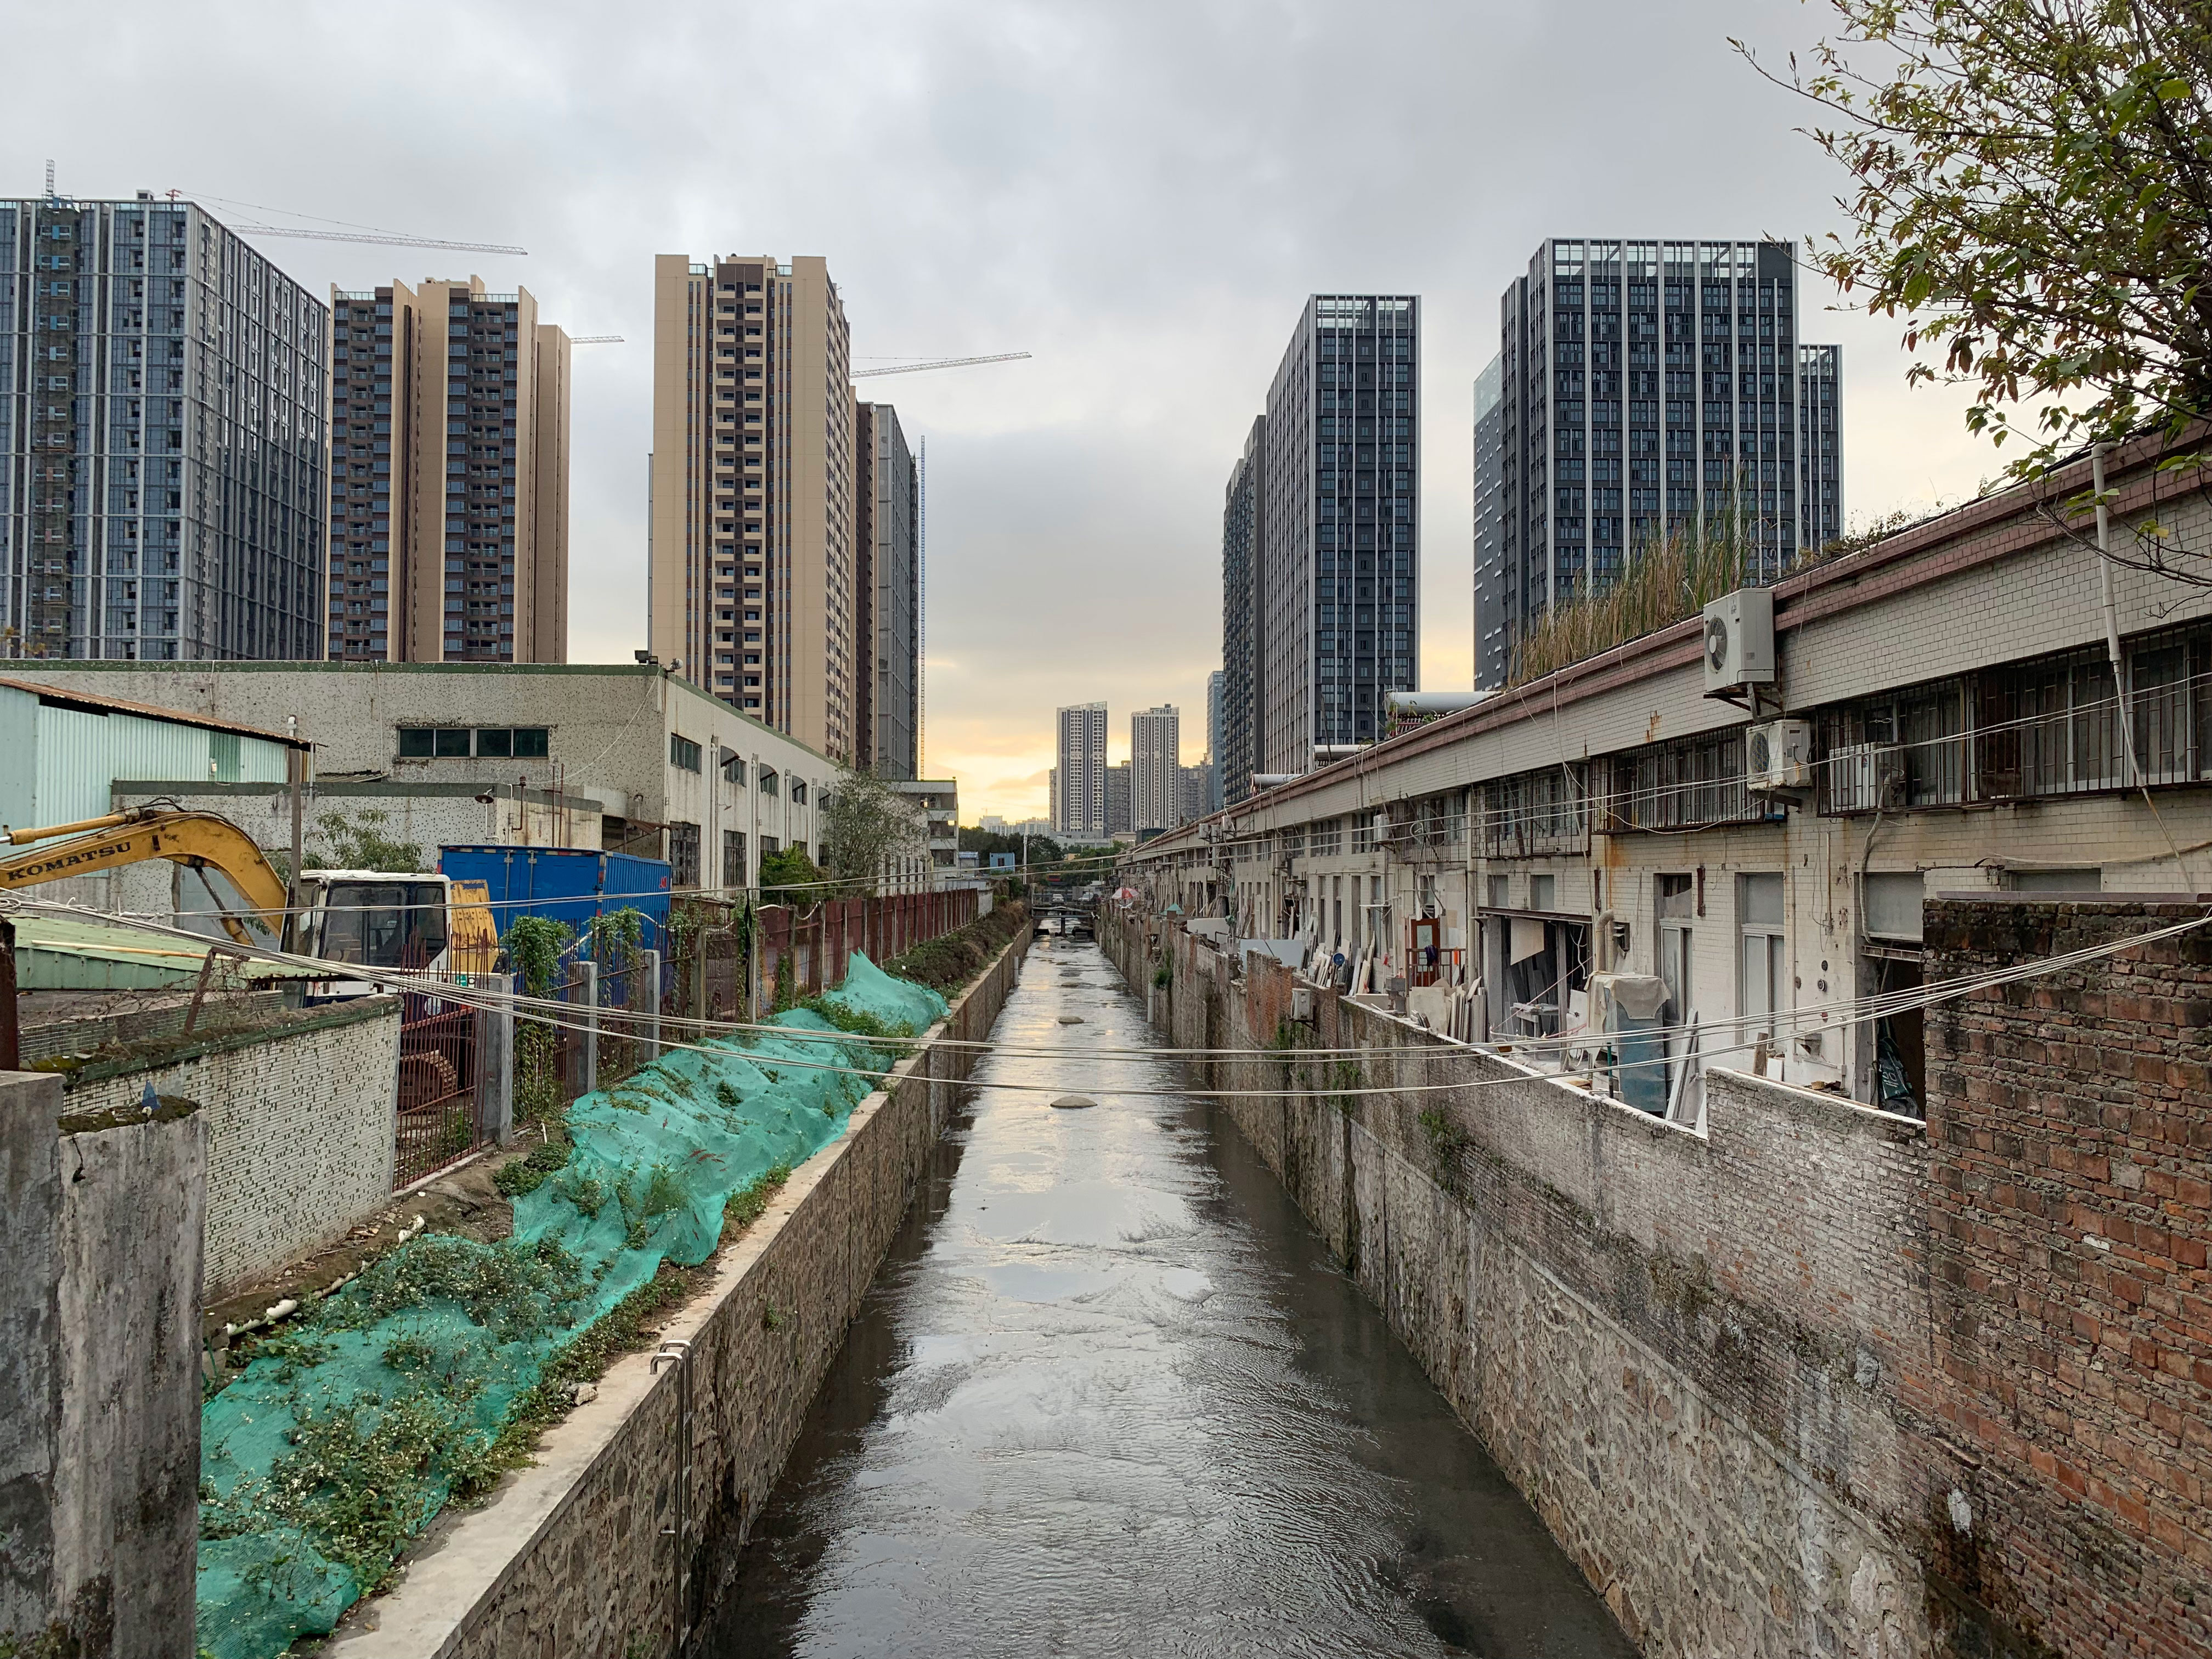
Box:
left=10, top=916, right=319, bottom=991
left=0, top=676, right=310, bottom=748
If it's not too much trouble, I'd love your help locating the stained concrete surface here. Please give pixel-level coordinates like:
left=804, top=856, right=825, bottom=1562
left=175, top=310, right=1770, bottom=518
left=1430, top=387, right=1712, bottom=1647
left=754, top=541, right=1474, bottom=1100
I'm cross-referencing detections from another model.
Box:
left=700, top=939, right=1632, bottom=1659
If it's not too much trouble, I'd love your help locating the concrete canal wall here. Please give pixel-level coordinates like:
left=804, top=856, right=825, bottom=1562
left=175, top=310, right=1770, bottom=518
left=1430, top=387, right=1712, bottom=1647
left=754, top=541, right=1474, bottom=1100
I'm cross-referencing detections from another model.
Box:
left=326, top=924, right=1030, bottom=1659
left=1105, top=902, right=2209, bottom=1659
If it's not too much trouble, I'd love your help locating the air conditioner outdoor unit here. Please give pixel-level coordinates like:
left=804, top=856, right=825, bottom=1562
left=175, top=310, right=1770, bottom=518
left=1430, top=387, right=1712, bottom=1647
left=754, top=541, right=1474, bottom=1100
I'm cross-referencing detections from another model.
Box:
left=1702, top=586, right=1776, bottom=695
left=1745, top=719, right=1814, bottom=793
left=1828, top=743, right=1905, bottom=813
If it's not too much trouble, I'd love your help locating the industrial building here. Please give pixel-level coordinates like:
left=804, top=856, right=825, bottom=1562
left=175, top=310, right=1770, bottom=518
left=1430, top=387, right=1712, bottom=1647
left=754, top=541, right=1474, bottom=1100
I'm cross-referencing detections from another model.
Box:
left=1124, top=427, right=2206, bottom=1118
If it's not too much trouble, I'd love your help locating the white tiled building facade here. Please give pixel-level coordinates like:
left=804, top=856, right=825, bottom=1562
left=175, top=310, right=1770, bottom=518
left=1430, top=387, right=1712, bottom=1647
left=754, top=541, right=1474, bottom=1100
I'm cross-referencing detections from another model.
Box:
left=1122, top=431, right=2212, bottom=1114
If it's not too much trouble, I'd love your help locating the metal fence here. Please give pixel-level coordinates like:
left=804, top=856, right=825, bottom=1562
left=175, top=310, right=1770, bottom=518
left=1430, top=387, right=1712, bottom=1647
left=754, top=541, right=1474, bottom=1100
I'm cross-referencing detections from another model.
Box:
left=394, top=974, right=486, bottom=1189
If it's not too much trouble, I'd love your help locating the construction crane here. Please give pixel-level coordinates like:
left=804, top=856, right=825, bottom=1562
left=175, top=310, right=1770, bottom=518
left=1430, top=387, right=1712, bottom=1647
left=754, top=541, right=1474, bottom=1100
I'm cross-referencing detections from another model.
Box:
left=162, top=190, right=526, bottom=255
left=570, top=336, right=624, bottom=345
left=851, top=352, right=1030, bottom=380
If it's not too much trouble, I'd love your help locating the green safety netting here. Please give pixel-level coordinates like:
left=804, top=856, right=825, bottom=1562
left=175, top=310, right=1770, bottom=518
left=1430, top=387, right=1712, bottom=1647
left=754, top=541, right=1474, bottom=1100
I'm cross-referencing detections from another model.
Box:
left=194, top=952, right=947, bottom=1659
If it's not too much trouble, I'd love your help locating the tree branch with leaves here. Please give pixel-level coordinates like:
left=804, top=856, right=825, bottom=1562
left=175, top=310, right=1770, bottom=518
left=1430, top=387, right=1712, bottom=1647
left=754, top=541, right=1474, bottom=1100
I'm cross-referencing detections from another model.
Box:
left=1743, top=1, right=2212, bottom=474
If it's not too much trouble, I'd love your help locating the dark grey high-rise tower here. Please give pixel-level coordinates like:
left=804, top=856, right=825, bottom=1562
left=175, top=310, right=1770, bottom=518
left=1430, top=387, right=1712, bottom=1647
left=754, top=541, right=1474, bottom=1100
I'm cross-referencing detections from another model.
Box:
left=2, top=191, right=327, bottom=661
left=1472, top=355, right=1508, bottom=689
left=1219, top=417, right=1262, bottom=805
left=1797, top=345, right=1844, bottom=556
left=1483, top=239, right=1842, bottom=688
left=1253, top=294, right=1419, bottom=772
left=853, top=400, right=918, bottom=777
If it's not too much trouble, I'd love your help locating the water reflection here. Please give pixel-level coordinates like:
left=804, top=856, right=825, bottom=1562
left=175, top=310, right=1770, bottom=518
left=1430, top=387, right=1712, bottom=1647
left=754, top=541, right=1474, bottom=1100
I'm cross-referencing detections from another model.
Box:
left=701, top=937, right=1632, bottom=1658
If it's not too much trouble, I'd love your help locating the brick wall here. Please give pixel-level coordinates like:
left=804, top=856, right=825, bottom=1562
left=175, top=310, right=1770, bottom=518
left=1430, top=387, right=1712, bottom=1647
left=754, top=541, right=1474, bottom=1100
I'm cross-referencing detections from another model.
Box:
left=1920, top=898, right=2212, bottom=1659
left=63, top=1000, right=400, bottom=1296
left=1105, top=900, right=2212, bottom=1658
left=1111, top=911, right=1949, bottom=1656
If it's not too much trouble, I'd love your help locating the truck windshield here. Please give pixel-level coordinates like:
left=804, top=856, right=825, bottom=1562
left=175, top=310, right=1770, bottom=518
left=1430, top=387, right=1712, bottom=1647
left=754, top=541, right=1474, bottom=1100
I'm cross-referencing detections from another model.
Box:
left=320, top=882, right=449, bottom=970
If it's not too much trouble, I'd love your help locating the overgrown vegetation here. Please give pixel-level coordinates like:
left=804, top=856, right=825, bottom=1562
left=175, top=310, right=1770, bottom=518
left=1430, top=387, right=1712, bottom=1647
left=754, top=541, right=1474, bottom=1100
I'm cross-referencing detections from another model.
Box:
left=1744, top=0, right=2212, bottom=478
left=303, top=809, right=425, bottom=875
left=1508, top=510, right=1770, bottom=687
left=882, top=899, right=1030, bottom=992
left=758, top=844, right=827, bottom=904
left=493, top=1128, right=573, bottom=1198
left=819, top=766, right=929, bottom=896
left=503, top=915, right=575, bottom=1124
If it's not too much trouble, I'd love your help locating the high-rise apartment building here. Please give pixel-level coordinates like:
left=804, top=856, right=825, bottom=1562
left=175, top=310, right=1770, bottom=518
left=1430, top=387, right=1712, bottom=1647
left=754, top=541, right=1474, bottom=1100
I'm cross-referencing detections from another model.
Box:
left=1105, top=761, right=1132, bottom=838
left=1180, top=762, right=1211, bottom=827
left=1482, top=238, right=1843, bottom=689
left=1220, top=417, right=1262, bottom=804
left=1255, top=295, right=1420, bottom=771
left=1472, top=356, right=1509, bottom=689
left=1797, top=345, right=1844, bottom=556
left=326, top=278, right=570, bottom=663
left=2, top=191, right=325, bottom=661
left=1053, top=701, right=1107, bottom=838
left=1204, top=668, right=1226, bottom=814
left=853, top=400, right=918, bottom=777
left=1130, top=704, right=1179, bottom=831
left=650, top=255, right=857, bottom=759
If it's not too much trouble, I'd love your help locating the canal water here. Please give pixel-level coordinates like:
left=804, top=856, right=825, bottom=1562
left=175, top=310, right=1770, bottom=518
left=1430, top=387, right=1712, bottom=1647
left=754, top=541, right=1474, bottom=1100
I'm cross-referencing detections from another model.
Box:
left=700, top=935, right=1633, bottom=1658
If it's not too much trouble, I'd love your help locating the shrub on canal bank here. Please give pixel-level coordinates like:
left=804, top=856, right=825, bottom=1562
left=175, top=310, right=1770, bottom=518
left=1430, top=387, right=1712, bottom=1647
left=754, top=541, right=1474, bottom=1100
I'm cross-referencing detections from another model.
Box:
left=883, top=899, right=1030, bottom=994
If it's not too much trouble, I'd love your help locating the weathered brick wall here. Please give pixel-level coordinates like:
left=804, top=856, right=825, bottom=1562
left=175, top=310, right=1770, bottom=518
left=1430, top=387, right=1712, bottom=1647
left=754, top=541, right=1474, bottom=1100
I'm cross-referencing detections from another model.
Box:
left=63, top=1001, right=400, bottom=1296
left=1109, top=902, right=2212, bottom=1659
left=1110, top=913, right=1950, bottom=1656
left=1919, top=898, right=2212, bottom=1659
left=323, top=927, right=1031, bottom=1659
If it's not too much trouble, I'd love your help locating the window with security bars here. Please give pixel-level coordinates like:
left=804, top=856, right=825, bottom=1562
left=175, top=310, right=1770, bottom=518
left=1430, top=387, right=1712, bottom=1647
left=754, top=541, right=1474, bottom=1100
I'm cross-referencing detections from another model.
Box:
left=1480, top=768, right=1588, bottom=856
left=1601, top=734, right=1769, bottom=832
left=1813, top=626, right=2212, bottom=814
left=668, top=821, right=700, bottom=888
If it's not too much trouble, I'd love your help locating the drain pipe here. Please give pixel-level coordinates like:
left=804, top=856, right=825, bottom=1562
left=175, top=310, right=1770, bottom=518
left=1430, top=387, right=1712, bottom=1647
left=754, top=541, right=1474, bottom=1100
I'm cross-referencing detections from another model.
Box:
left=2096, top=443, right=2192, bottom=883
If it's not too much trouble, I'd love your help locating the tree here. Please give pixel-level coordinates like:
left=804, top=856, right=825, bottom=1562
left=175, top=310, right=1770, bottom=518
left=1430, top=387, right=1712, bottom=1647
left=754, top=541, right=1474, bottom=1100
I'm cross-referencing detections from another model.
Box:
left=303, top=808, right=425, bottom=873
left=1746, top=2, right=2212, bottom=481
left=817, top=767, right=928, bottom=897
left=758, top=844, right=828, bottom=905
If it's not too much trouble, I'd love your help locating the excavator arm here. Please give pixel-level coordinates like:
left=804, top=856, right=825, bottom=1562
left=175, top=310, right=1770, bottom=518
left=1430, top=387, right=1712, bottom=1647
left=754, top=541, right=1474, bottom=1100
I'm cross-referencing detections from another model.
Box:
left=0, top=809, right=290, bottom=947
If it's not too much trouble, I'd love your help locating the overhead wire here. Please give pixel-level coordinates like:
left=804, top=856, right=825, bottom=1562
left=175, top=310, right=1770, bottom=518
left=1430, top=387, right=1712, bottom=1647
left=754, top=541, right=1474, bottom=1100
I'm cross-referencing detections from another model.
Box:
left=7, top=895, right=2202, bottom=1096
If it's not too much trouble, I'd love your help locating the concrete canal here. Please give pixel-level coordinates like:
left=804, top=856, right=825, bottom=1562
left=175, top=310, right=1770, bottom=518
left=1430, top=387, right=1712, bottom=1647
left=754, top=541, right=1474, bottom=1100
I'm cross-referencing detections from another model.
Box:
left=698, top=934, right=1633, bottom=1658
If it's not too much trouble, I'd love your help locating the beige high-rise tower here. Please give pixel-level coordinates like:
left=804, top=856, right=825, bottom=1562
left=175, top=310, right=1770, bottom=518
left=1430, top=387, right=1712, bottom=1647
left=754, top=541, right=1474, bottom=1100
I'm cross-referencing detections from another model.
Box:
left=326, top=277, right=569, bottom=662
left=650, top=254, right=856, bottom=760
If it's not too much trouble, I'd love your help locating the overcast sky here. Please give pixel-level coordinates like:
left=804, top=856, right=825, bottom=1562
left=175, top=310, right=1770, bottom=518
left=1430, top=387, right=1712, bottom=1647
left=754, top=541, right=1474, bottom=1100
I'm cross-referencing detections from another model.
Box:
left=11, top=0, right=2004, bottom=821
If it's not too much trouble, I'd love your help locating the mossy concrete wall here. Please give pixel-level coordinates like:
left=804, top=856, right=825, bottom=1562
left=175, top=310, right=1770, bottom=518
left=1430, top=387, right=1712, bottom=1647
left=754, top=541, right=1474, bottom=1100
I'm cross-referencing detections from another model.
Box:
left=324, top=926, right=1031, bottom=1658
left=1, top=1072, right=206, bottom=1659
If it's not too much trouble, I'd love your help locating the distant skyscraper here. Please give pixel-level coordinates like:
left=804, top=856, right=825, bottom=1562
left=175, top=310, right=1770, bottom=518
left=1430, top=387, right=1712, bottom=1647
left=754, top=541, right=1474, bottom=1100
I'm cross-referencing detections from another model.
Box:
left=1131, top=705, right=1179, bottom=831
left=1053, top=701, right=1107, bottom=838
left=1180, top=763, right=1211, bottom=827
left=2, top=191, right=326, bottom=660
left=1256, top=294, right=1420, bottom=770
left=327, top=278, right=571, bottom=663
left=1220, top=417, right=1262, bottom=803
left=650, top=254, right=856, bottom=758
left=1472, top=356, right=1509, bottom=689
left=1204, top=668, right=1226, bottom=812
left=1105, top=761, right=1132, bottom=837
left=853, top=400, right=918, bottom=776
left=1797, top=345, right=1844, bottom=556
left=1485, top=238, right=1843, bottom=687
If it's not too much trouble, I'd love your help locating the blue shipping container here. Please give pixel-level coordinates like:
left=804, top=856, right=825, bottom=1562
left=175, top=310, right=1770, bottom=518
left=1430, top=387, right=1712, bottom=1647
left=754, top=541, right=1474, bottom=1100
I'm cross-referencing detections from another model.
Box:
left=438, top=845, right=674, bottom=959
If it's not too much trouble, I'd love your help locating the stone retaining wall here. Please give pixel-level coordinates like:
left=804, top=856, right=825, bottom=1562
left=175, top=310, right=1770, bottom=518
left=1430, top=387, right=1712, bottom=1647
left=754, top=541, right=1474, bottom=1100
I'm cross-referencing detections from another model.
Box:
left=325, top=924, right=1030, bottom=1658
left=1103, top=911, right=1956, bottom=1658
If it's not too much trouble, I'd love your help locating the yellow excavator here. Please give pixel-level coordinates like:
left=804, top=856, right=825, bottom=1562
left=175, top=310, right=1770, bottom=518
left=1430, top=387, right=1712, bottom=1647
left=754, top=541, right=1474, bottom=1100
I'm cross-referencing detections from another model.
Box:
left=0, top=806, right=498, bottom=970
